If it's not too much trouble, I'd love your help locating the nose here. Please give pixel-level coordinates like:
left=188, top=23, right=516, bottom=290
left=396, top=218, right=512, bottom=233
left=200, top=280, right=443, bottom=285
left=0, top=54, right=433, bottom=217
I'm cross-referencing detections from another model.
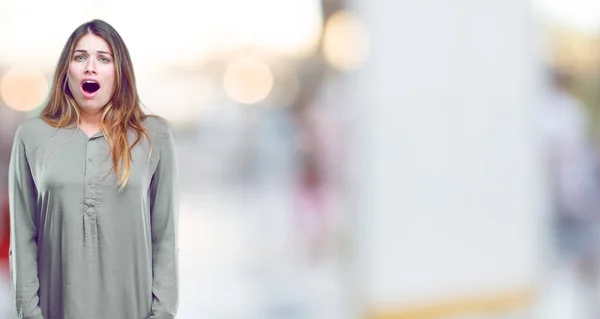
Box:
left=85, top=59, right=97, bottom=74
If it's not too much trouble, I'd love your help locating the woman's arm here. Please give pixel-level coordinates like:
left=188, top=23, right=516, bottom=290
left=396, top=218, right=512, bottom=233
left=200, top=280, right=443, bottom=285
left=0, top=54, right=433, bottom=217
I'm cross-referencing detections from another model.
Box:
left=8, top=126, right=44, bottom=319
left=148, top=124, right=179, bottom=319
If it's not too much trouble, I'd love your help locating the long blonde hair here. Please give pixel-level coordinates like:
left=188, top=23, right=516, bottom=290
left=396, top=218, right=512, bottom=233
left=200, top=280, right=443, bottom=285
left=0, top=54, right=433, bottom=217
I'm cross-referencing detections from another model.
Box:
left=40, top=19, right=150, bottom=190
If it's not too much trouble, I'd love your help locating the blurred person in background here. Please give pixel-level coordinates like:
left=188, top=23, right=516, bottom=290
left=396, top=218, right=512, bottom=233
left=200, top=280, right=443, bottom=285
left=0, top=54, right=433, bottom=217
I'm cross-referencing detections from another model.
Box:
left=293, top=106, right=328, bottom=262
left=0, top=192, right=10, bottom=317
left=0, top=108, right=24, bottom=279
left=291, top=77, right=349, bottom=265
left=0, top=108, right=24, bottom=317
left=542, top=68, right=600, bottom=317
left=9, top=19, right=178, bottom=319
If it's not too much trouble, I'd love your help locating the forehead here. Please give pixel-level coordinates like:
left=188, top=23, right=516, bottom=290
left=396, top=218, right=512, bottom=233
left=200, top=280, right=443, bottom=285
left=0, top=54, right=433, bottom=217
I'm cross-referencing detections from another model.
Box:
left=73, top=33, right=112, bottom=53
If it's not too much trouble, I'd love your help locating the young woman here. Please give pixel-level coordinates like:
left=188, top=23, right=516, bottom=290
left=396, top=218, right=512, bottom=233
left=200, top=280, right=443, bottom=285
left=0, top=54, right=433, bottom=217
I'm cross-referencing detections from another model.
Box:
left=8, top=19, right=179, bottom=319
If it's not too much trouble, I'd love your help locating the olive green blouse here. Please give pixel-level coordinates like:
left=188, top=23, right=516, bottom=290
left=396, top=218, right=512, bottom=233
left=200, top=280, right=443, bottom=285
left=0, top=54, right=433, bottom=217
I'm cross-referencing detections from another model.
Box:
left=8, top=116, right=179, bottom=319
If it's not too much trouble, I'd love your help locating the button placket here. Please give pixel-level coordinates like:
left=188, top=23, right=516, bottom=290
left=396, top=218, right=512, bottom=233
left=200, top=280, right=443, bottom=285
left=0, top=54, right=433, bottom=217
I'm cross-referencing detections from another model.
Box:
left=83, top=139, right=97, bottom=216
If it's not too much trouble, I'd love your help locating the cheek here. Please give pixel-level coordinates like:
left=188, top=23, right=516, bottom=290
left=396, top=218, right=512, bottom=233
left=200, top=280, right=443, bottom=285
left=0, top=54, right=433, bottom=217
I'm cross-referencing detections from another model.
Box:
left=68, top=63, right=80, bottom=78
left=105, top=71, right=116, bottom=95
left=67, top=64, right=80, bottom=83
left=104, top=78, right=115, bottom=95
left=67, top=71, right=78, bottom=93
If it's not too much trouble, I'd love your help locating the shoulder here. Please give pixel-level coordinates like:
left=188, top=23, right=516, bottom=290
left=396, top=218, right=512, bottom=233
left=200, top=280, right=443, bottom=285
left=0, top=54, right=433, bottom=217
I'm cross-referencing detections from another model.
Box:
left=142, top=115, right=176, bottom=149
left=143, top=115, right=174, bottom=136
left=14, top=116, right=57, bottom=146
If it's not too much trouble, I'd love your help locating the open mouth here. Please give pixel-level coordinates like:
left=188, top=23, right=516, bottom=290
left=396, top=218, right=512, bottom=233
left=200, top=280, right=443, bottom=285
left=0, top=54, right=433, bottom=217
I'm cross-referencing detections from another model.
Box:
left=82, top=80, right=100, bottom=94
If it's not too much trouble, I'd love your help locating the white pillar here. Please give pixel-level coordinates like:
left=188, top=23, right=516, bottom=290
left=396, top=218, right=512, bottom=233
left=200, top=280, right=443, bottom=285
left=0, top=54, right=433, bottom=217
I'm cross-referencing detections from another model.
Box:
left=349, top=0, right=548, bottom=314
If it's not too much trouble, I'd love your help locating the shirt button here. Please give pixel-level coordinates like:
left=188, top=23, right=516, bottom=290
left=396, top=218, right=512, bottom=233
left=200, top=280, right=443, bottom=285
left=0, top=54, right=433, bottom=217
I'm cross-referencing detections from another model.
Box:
left=88, top=158, right=93, bottom=162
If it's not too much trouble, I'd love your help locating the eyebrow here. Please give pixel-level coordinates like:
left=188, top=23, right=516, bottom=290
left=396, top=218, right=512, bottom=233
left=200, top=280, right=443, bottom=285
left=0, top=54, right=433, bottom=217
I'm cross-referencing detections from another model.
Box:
left=73, top=49, right=113, bottom=57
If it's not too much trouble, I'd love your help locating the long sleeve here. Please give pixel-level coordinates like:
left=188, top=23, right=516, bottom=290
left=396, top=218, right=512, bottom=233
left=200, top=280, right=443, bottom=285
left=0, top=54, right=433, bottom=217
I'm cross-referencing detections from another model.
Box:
left=148, top=126, right=179, bottom=319
left=8, top=128, right=44, bottom=319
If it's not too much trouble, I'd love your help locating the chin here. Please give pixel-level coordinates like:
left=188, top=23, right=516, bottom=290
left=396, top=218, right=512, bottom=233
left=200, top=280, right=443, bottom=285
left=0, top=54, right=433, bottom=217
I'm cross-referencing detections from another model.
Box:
left=77, top=100, right=108, bottom=111
left=79, top=103, right=104, bottom=111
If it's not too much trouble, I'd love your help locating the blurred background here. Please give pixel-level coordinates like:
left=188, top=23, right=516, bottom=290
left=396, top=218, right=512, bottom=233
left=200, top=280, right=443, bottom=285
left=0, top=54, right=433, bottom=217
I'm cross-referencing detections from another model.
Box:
left=1, top=0, right=600, bottom=318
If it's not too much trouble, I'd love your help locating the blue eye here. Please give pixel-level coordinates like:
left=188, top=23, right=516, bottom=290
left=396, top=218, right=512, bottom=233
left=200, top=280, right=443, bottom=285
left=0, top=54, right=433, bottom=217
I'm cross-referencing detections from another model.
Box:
left=75, top=55, right=85, bottom=61
left=99, top=57, right=109, bottom=63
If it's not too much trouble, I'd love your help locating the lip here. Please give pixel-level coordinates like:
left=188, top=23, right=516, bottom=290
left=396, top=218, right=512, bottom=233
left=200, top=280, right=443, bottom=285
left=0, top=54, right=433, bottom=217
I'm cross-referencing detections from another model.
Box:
left=80, top=78, right=101, bottom=100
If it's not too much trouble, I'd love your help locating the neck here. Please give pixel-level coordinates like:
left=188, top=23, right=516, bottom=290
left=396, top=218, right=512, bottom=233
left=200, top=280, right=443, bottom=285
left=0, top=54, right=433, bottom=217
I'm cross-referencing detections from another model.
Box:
left=78, top=108, right=103, bottom=128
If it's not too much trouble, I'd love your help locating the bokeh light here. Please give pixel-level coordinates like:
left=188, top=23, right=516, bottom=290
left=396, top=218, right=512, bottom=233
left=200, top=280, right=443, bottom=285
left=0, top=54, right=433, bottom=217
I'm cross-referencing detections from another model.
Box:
left=535, top=0, right=600, bottom=33
left=0, top=66, right=49, bottom=112
left=322, top=10, right=370, bottom=72
left=223, top=57, right=274, bottom=104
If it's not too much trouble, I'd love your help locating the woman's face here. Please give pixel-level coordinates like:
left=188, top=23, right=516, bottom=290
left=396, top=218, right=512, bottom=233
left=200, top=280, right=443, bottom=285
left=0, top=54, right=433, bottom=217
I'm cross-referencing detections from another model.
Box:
left=67, top=33, right=116, bottom=112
